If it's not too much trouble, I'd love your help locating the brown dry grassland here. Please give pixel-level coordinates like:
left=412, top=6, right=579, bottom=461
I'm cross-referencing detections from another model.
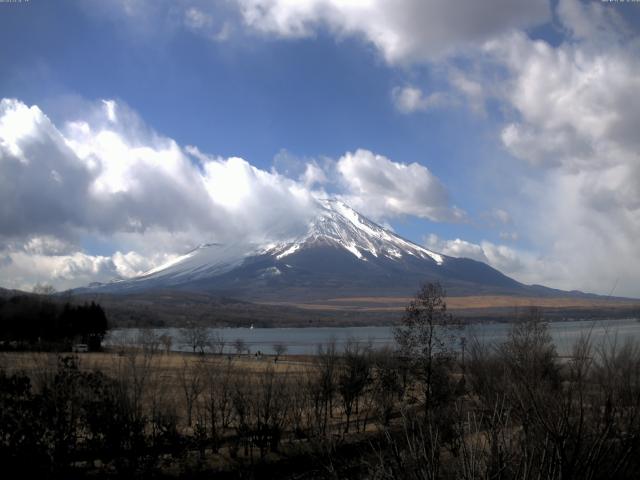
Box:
left=261, top=295, right=640, bottom=312
left=0, top=350, right=313, bottom=378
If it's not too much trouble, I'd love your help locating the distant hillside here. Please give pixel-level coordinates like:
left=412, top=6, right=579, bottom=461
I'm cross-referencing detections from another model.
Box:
left=71, top=289, right=640, bottom=328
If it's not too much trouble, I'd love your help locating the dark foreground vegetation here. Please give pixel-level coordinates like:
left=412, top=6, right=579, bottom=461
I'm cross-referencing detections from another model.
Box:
left=0, top=294, right=108, bottom=351
left=0, top=295, right=108, bottom=351
left=2, top=283, right=640, bottom=479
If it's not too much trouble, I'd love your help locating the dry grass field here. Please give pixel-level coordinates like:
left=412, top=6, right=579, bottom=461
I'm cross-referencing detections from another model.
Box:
left=0, top=349, right=314, bottom=382
left=261, top=294, right=640, bottom=312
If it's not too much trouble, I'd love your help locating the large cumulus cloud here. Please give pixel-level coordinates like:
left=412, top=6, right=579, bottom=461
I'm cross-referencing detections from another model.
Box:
left=335, top=149, right=464, bottom=222
left=102, top=0, right=549, bottom=62
left=0, top=98, right=457, bottom=290
left=0, top=98, right=321, bottom=245
left=0, top=98, right=318, bottom=289
left=482, top=0, right=640, bottom=296
left=235, top=0, right=549, bottom=63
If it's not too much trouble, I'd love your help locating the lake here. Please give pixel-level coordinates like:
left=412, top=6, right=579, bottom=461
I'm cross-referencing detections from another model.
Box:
left=106, top=317, right=640, bottom=356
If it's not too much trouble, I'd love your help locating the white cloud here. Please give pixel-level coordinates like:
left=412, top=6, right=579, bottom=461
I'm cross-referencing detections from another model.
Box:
left=336, top=149, right=464, bottom=222
left=555, top=0, right=630, bottom=42
left=101, top=99, right=117, bottom=123
left=474, top=0, right=640, bottom=296
left=300, top=161, right=328, bottom=188
left=402, top=0, right=640, bottom=296
left=236, top=0, right=550, bottom=63
left=111, top=250, right=178, bottom=278
left=183, top=7, right=233, bottom=41
left=425, top=234, right=565, bottom=289
left=83, top=0, right=235, bottom=43
left=448, top=69, right=486, bottom=114
left=424, top=234, right=487, bottom=263
left=499, top=231, right=519, bottom=242
left=0, top=98, right=320, bottom=245
left=101, top=0, right=550, bottom=60
left=392, top=70, right=488, bottom=116
left=392, top=86, right=449, bottom=113
left=1, top=250, right=115, bottom=291
left=484, top=1, right=640, bottom=174
left=491, top=209, right=511, bottom=225
left=184, top=7, right=213, bottom=31
left=0, top=97, right=323, bottom=289
left=0, top=248, right=180, bottom=292
left=479, top=241, right=526, bottom=276
left=0, top=98, right=465, bottom=290
left=23, top=236, right=76, bottom=256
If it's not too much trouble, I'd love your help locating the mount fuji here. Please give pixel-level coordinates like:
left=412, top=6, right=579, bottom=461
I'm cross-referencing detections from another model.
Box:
left=81, top=199, right=562, bottom=301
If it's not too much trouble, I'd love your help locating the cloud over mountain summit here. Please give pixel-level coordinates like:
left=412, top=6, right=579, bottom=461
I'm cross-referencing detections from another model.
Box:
left=0, top=98, right=457, bottom=290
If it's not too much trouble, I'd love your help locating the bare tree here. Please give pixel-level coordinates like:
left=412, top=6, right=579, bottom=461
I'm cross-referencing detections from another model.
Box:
left=394, top=282, right=456, bottom=413
left=231, top=373, right=252, bottom=457
left=371, top=347, right=403, bottom=427
left=273, top=342, right=287, bottom=361
left=181, top=321, right=210, bottom=354
left=338, top=339, right=371, bottom=433
left=177, top=358, right=204, bottom=427
left=158, top=334, right=172, bottom=354
left=315, top=340, right=338, bottom=435
left=203, top=358, right=235, bottom=451
left=111, top=335, right=157, bottom=424
left=233, top=338, right=247, bottom=356
left=251, top=365, right=290, bottom=456
left=208, top=331, right=226, bottom=355
left=500, top=306, right=558, bottom=386
left=371, top=409, right=443, bottom=480
left=137, top=328, right=161, bottom=356
left=288, top=372, right=316, bottom=440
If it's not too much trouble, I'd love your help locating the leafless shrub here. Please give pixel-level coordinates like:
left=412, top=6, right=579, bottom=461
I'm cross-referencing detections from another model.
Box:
left=202, top=357, right=235, bottom=451
left=178, top=358, right=204, bottom=428
left=159, top=334, right=173, bottom=354
left=273, top=342, right=287, bottom=361
left=181, top=321, right=211, bottom=354
left=371, top=409, right=443, bottom=480
left=111, top=336, right=157, bottom=424
left=371, top=347, right=404, bottom=427
left=208, top=331, right=226, bottom=355
left=251, top=365, right=290, bottom=456
left=233, top=338, right=247, bottom=356
left=315, top=340, right=339, bottom=435
left=338, top=339, right=372, bottom=433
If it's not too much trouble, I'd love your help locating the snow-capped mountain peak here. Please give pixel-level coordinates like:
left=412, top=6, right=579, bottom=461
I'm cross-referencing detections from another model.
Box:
left=81, top=197, right=524, bottom=299
left=264, top=198, right=444, bottom=264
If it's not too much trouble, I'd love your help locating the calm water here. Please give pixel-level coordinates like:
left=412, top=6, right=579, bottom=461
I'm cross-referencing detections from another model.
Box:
left=106, top=318, right=640, bottom=356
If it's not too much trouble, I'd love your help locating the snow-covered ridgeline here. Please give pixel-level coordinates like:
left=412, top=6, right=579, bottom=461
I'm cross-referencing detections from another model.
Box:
left=132, top=198, right=445, bottom=285
left=264, top=199, right=444, bottom=264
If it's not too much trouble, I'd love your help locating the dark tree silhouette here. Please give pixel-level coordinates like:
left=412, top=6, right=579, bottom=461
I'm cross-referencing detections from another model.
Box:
left=394, top=282, right=456, bottom=412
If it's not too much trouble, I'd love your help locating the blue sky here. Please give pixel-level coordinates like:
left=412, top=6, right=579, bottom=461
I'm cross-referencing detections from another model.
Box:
left=1, top=0, right=640, bottom=296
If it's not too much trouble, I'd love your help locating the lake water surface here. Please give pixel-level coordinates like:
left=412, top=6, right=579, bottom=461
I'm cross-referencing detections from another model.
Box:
left=106, top=318, right=640, bottom=356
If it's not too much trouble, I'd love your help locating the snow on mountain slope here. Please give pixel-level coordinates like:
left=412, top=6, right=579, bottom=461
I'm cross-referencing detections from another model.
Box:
left=81, top=198, right=525, bottom=298
left=127, top=242, right=254, bottom=286
left=264, top=199, right=444, bottom=264
left=129, top=199, right=443, bottom=284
